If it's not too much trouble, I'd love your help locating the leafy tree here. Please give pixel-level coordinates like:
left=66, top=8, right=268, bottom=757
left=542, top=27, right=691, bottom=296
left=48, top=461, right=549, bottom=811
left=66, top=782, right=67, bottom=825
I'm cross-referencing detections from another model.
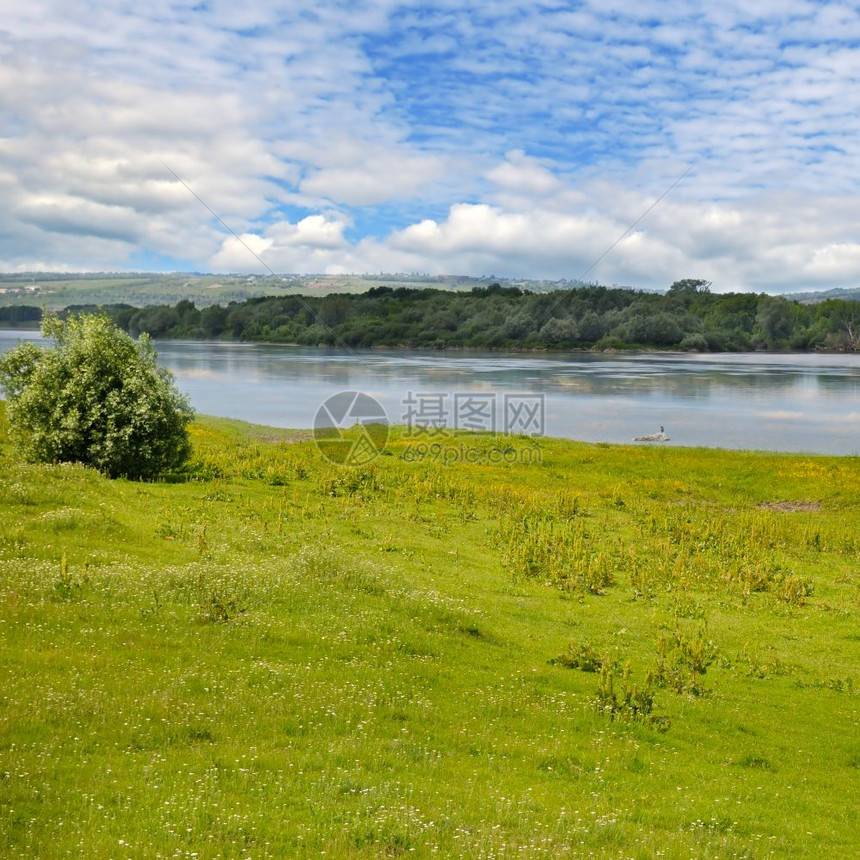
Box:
left=667, top=278, right=711, bottom=297
left=0, top=305, right=42, bottom=324
left=755, top=296, right=794, bottom=345
left=131, top=305, right=178, bottom=337
left=819, top=300, right=860, bottom=351
left=0, top=313, right=193, bottom=479
left=174, top=299, right=201, bottom=331
left=679, top=332, right=709, bottom=351
left=201, top=304, right=229, bottom=336
left=577, top=310, right=607, bottom=342
left=624, top=311, right=684, bottom=346
left=100, top=283, right=860, bottom=353
left=539, top=317, right=579, bottom=344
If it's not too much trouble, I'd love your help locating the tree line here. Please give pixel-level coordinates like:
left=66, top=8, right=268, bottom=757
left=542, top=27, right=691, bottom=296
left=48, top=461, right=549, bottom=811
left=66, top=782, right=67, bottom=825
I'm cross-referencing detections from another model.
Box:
left=9, top=279, right=860, bottom=351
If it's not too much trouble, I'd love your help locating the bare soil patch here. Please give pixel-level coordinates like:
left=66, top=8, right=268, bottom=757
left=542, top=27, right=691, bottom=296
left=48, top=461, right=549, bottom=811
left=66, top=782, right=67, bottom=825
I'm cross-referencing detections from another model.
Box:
left=757, top=500, right=821, bottom=513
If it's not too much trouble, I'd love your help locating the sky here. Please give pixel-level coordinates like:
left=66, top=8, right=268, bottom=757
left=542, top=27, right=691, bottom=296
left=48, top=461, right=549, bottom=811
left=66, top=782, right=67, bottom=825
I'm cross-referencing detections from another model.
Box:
left=2, top=1, right=860, bottom=292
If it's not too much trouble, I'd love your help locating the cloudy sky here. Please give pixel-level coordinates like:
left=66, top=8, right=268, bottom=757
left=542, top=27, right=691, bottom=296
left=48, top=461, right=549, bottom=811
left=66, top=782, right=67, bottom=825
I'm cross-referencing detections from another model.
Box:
left=2, top=1, right=860, bottom=291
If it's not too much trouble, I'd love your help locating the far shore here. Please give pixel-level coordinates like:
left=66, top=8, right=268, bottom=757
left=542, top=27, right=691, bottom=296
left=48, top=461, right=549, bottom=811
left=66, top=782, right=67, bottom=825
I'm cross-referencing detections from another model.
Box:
left=2, top=326, right=858, bottom=356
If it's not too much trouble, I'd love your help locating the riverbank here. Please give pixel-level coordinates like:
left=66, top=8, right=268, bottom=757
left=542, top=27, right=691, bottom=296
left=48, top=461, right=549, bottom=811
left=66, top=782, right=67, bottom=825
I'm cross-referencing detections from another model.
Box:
left=7, top=279, right=860, bottom=352
left=0, top=321, right=843, bottom=353
left=1, top=409, right=857, bottom=857
left=3, top=321, right=857, bottom=356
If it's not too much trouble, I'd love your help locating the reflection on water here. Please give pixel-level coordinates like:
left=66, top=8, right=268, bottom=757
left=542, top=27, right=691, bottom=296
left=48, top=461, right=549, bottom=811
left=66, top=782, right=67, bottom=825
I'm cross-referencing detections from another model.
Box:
left=2, top=330, right=859, bottom=454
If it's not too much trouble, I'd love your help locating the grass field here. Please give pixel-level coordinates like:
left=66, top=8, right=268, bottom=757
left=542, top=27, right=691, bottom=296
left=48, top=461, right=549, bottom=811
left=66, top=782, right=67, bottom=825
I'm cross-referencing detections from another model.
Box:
left=1, top=406, right=858, bottom=858
left=0, top=274, right=502, bottom=312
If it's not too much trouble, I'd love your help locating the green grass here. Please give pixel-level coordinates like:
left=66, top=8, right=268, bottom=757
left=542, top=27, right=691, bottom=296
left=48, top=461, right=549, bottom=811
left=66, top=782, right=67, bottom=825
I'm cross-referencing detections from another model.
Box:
left=0, top=274, right=483, bottom=312
left=1, top=407, right=858, bottom=858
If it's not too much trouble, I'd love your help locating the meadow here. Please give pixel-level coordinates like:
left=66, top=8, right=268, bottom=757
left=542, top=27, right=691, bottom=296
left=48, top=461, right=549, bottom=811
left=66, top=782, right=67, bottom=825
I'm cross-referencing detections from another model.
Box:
left=0, top=274, right=490, bottom=313
left=0, top=405, right=858, bottom=858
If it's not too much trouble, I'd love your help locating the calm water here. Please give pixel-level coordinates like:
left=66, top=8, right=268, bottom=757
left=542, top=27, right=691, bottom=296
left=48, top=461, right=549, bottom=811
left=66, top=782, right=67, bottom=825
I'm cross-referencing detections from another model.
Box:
left=2, top=329, right=860, bottom=455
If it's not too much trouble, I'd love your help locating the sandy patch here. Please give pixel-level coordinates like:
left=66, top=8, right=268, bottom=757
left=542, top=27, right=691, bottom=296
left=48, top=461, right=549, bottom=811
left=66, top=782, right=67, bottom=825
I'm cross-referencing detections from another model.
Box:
left=757, top=500, right=821, bottom=513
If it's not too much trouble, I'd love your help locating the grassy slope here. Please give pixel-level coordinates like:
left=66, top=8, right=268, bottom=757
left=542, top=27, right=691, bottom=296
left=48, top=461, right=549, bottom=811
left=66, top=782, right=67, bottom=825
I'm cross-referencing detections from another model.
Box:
left=0, top=409, right=858, bottom=858
left=0, top=275, right=480, bottom=311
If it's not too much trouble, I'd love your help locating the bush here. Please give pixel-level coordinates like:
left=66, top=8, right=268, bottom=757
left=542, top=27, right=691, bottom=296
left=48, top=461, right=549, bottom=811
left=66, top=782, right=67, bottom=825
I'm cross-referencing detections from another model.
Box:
left=538, top=316, right=579, bottom=344
left=0, top=313, right=193, bottom=479
left=624, top=312, right=684, bottom=346
left=679, top=332, right=709, bottom=351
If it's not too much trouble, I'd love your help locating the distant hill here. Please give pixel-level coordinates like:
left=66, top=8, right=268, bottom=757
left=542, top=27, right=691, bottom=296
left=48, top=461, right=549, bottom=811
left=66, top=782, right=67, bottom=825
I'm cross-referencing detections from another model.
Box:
left=784, top=286, right=860, bottom=304
left=0, top=272, right=592, bottom=311
left=3, top=270, right=858, bottom=311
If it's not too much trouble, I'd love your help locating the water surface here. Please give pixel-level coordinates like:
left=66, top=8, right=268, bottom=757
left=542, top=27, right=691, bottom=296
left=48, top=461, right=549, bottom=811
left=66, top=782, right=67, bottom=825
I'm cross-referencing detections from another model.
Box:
left=2, top=330, right=859, bottom=455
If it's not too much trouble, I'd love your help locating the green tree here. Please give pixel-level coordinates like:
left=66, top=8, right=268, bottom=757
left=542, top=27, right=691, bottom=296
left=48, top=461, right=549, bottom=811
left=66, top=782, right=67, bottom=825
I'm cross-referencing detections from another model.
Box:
left=577, top=310, right=607, bottom=342
left=539, top=316, right=579, bottom=344
left=755, top=296, right=794, bottom=345
left=0, top=313, right=193, bottom=479
left=200, top=304, right=229, bottom=337
left=624, top=311, right=684, bottom=346
left=819, top=300, right=860, bottom=351
left=667, top=278, right=712, bottom=297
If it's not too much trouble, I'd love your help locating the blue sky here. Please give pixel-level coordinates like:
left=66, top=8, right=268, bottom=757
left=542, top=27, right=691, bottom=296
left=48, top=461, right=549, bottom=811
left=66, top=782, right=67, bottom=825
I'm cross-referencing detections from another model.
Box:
left=2, top=1, right=860, bottom=292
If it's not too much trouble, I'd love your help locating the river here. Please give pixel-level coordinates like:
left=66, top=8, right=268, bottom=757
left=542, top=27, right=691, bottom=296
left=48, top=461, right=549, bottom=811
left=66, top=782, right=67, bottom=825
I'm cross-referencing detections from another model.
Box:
left=2, top=330, right=859, bottom=455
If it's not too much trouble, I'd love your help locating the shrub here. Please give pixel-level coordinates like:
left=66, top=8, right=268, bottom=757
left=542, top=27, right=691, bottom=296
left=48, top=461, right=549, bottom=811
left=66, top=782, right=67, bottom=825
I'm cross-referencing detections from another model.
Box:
left=551, top=641, right=606, bottom=672
left=623, top=312, right=684, bottom=346
left=594, top=664, right=670, bottom=731
left=0, top=313, right=193, bottom=479
left=648, top=625, right=717, bottom=695
left=679, top=332, right=709, bottom=352
left=539, top=316, right=579, bottom=344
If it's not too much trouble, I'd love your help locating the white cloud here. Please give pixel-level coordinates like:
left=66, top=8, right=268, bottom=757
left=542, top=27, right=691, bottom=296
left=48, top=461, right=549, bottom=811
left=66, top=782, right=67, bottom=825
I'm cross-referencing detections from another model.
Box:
left=485, top=150, right=562, bottom=197
left=2, top=1, right=860, bottom=291
left=299, top=148, right=450, bottom=206
left=210, top=215, right=350, bottom=272
left=807, top=243, right=860, bottom=279
left=206, top=174, right=860, bottom=292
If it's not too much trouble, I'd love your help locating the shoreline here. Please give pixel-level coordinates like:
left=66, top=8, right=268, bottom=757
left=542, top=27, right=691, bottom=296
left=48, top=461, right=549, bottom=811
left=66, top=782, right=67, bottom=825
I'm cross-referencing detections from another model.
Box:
left=194, top=415, right=856, bottom=460
left=1, top=326, right=857, bottom=356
